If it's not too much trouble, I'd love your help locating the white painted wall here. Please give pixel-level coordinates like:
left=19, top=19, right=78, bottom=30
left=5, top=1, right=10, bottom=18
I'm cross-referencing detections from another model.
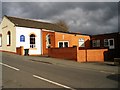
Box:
left=0, top=36, right=1, bottom=46
left=16, top=27, right=42, bottom=55
left=0, top=17, right=16, bottom=52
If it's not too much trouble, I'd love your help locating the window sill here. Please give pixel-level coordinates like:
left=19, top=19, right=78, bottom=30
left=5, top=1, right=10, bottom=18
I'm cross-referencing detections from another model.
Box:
left=29, top=48, right=37, bottom=50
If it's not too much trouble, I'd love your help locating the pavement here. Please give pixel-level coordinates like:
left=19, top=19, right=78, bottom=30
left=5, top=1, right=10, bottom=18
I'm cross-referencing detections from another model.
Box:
left=27, top=55, right=119, bottom=74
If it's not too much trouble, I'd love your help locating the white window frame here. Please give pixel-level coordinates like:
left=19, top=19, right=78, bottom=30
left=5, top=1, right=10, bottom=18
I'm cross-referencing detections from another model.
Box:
left=30, top=34, right=36, bottom=48
left=78, top=38, right=85, bottom=47
left=7, top=31, right=11, bottom=46
left=58, top=41, right=69, bottom=48
left=108, top=38, right=114, bottom=49
left=104, top=38, right=115, bottom=49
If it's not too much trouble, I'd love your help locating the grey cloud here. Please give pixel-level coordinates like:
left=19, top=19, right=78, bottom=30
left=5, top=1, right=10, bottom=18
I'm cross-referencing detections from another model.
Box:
left=2, top=2, right=118, bottom=35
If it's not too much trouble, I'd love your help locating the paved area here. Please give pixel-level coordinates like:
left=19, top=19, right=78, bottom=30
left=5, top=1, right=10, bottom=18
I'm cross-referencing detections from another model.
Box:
left=28, top=56, right=119, bottom=74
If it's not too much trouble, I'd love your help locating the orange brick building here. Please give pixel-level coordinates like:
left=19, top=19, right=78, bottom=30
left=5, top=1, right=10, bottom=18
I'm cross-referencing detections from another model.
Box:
left=42, top=30, right=91, bottom=55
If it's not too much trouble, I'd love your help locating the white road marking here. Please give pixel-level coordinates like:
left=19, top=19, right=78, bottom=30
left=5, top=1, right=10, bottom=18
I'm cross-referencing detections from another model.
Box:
left=100, top=71, right=115, bottom=74
left=33, top=75, right=76, bottom=90
left=0, top=62, right=20, bottom=71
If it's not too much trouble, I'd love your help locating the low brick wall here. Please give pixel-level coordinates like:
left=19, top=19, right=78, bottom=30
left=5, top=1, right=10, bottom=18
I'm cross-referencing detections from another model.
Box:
left=48, top=47, right=108, bottom=62
left=77, top=50, right=87, bottom=62
left=77, top=49, right=108, bottom=62
left=16, top=46, right=24, bottom=55
left=48, top=47, right=77, bottom=61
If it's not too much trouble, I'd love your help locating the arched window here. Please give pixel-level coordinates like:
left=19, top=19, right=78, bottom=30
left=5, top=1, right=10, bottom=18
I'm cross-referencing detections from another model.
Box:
left=7, top=31, right=11, bottom=46
left=30, top=34, right=36, bottom=48
left=20, top=35, right=25, bottom=42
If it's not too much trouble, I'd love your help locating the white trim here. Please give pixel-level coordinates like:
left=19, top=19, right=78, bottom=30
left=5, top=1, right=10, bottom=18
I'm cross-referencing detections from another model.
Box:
left=104, top=38, right=115, bottom=49
left=0, top=63, right=20, bottom=71
left=58, top=41, right=69, bottom=48
left=78, top=38, right=85, bottom=47
left=33, top=75, right=74, bottom=90
left=108, top=38, right=115, bottom=49
left=7, top=34, right=9, bottom=45
left=42, top=29, right=55, bottom=32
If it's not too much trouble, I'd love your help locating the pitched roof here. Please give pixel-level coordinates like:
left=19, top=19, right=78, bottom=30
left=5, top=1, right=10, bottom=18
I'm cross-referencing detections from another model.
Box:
left=5, top=15, right=67, bottom=32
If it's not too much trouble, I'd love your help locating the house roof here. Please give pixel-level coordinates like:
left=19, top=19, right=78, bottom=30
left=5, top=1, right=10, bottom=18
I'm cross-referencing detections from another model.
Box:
left=5, top=15, right=67, bottom=32
left=91, top=32, right=120, bottom=37
left=56, top=31, right=90, bottom=36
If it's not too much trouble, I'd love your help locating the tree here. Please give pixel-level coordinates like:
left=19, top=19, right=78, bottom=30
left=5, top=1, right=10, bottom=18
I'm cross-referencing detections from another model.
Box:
left=54, top=20, right=69, bottom=32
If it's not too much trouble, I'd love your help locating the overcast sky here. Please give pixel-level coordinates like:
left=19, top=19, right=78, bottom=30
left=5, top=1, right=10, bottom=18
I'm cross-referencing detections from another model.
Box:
left=1, top=2, right=119, bottom=35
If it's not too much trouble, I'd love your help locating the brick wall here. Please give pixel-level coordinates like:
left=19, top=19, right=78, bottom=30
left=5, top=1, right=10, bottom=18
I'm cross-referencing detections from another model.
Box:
left=48, top=47, right=77, bottom=61
left=86, top=49, right=107, bottom=62
left=77, top=49, right=87, bottom=62
left=77, top=49, right=108, bottom=62
left=48, top=47, right=108, bottom=63
left=55, top=32, right=90, bottom=48
left=42, top=30, right=55, bottom=55
left=16, top=46, right=24, bottom=55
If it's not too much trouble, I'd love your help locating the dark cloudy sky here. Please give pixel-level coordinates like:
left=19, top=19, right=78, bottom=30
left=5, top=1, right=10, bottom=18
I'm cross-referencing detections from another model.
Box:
left=1, top=1, right=119, bottom=35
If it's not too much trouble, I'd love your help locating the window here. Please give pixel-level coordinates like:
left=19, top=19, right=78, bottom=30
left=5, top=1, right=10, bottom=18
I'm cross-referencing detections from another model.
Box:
left=78, top=38, right=85, bottom=47
left=92, top=40, right=100, bottom=47
left=7, top=31, right=11, bottom=46
left=92, top=40, right=96, bottom=47
left=104, top=39, right=114, bottom=49
left=58, top=41, right=69, bottom=48
left=59, top=42, right=63, bottom=48
left=109, top=39, right=113, bottom=46
left=46, top=34, right=51, bottom=48
left=109, top=39, right=114, bottom=49
left=30, top=34, right=36, bottom=48
left=0, top=35, right=2, bottom=47
left=20, top=35, right=25, bottom=42
left=64, top=42, right=68, bottom=47
left=104, top=39, right=108, bottom=47
left=96, top=40, right=100, bottom=47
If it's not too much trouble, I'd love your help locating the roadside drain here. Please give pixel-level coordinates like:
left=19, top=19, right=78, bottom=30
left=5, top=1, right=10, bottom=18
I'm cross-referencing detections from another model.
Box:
left=29, top=59, right=52, bottom=65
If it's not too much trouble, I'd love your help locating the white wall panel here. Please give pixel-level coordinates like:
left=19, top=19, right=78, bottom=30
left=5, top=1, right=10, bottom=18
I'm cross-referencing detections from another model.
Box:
left=16, top=27, right=42, bottom=55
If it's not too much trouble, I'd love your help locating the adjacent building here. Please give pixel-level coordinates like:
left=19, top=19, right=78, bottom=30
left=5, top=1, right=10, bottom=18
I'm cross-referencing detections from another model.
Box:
left=91, top=32, right=120, bottom=61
